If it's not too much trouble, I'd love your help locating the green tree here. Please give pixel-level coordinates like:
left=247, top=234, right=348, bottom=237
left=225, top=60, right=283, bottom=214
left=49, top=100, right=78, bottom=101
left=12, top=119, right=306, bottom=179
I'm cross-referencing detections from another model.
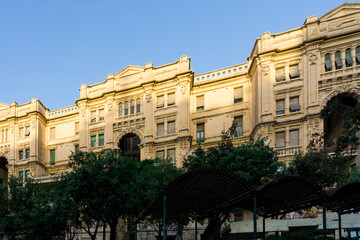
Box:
left=183, top=138, right=281, bottom=240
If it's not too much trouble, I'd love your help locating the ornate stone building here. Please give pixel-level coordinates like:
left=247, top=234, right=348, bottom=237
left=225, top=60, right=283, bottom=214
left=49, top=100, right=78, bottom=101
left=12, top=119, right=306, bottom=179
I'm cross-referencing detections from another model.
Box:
left=0, top=2, right=360, bottom=186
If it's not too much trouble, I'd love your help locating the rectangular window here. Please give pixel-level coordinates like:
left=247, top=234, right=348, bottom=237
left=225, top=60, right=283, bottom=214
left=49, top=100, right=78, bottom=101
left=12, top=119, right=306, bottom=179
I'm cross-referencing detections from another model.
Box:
left=196, top=123, right=205, bottom=143
left=276, top=132, right=285, bottom=148
left=130, top=101, right=135, bottom=114
left=19, top=171, right=23, bottom=183
left=234, top=116, right=243, bottom=138
left=91, top=135, right=96, bottom=148
left=289, top=64, right=300, bottom=79
left=50, top=127, right=55, bottom=140
left=275, top=67, right=285, bottom=82
left=345, top=49, right=354, bottom=67
left=325, top=53, right=332, bottom=72
left=75, top=145, right=80, bottom=152
left=91, top=110, right=96, bottom=123
left=50, top=149, right=55, bottom=166
left=25, top=148, right=30, bottom=159
left=99, top=109, right=104, bottom=121
left=25, top=170, right=30, bottom=181
left=234, top=87, right=243, bottom=103
left=196, top=95, right=204, bottom=111
left=75, top=122, right=79, bottom=135
left=157, top=95, right=164, bottom=108
left=124, top=102, right=129, bottom=116
left=167, top=93, right=175, bottom=106
left=167, top=149, right=175, bottom=164
left=156, top=150, right=165, bottom=160
left=167, top=121, right=175, bottom=135
left=335, top=51, right=343, bottom=70
left=119, top=103, right=123, bottom=116
left=289, top=129, right=299, bottom=146
left=98, top=134, right=104, bottom=146
left=290, top=97, right=300, bottom=113
left=276, top=100, right=285, bottom=115
left=19, top=150, right=24, bottom=160
left=136, top=99, right=141, bottom=113
left=157, top=123, right=164, bottom=136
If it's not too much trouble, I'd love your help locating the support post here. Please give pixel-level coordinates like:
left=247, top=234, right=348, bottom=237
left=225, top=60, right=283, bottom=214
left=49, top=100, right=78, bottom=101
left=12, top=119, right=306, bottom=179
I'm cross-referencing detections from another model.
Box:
left=195, top=221, right=198, bottom=240
left=103, top=222, right=106, bottom=240
left=163, top=190, right=167, bottom=240
left=135, top=223, right=137, bottom=240
left=338, top=213, right=342, bottom=240
left=263, top=217, right=266, bottom=236
left=253, top=195, right=257, bottom=240
left=323, top=202, right=327, bottom=239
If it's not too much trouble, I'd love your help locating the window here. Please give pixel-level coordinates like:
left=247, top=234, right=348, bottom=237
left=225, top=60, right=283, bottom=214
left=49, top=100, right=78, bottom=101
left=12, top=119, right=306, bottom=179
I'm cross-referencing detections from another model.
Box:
left=91, top=135, right=96, bottom=148
left=75, top=145, right=80, bottom=152
left=345, top=48, right=353, bottom=67
left=98, top=134, right=104, bottom=146
left=50, top=127, right=55, bottom=140
left=356, top=46, right=360, bottom=65
left=157, top=123, right=164, bottom=136
left=50, top=149, right=55, bottom=166
left=167, top=149, right=175, bottom=164
left=290, top=97, right=300, bottom=113
left=276, top=100, right=285, bottom=115
left=75, top=122, right=79, bottom=135
left=167, top=121, right=175, bottom=135
left=25, top=148, right=30, bottom=159
left=157, top=95, right=164, bottom=108
left=156, top=150, right=165, bottom=159
left=91, top=111, right=96, bottom=123
left=25, top=170, right=30, bottom=181
left=275, top=67, right=285, bottom=82
left=99, top=109, right=104, bottom=121
left=234, top=116, right=243, bottom=138
left=234, top=87, right=243, bottom=103
left=335, top=51, right=343, bottom=69
left=25, top=126, right=30, bottom=137
left=167, top=93, right=175, bottom=106
left=136, top=99, right=141, bottom=113
left=289, top=64, right=300, bottom=79
left=196, top=123, right=205, bottom=143
left=289, top=129, right=299, bottom=146
left=19, top=127, right=24, bottom=138
left=119, top=103, right=123, bottom=116
left=276, top=131, right=285, bottom=148
left=19, top=150, right=24, bottom=160
left=196, top=95, right=204, bottom=111
left=19, top=171, right=23, bottom=183
left=124, top=102, right=129, bottom=116
left=130, top=101, right=135, bottom=114
left=325, top=53, right=332, bottom=72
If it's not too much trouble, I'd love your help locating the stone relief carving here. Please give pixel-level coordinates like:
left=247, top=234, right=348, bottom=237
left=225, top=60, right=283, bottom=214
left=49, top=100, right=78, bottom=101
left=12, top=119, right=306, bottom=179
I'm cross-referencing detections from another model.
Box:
left=261, top=64, right=271, bottom=75
left=180, top=83, right=188, bottom=95
left=10, top=124, right=14, bottom=133
left=308, top=52, right=318, bottom=64
left=107, top=101, right=113, bottom=111
left=31, top=121, right=36, bottom=129
left=80, top=108, right=86, bottom=117
left=145, top=90, right=152, bottom=102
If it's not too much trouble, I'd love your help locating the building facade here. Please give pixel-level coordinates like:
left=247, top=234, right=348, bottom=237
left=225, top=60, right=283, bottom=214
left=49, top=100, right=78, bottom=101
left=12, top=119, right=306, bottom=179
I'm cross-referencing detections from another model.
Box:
left=0, top=3, right=360, bottom=185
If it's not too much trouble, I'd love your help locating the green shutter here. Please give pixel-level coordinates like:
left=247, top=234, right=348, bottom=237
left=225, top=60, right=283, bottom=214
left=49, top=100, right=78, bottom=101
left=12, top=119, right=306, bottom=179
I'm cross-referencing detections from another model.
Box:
left=99, top=134, right=104, bottom=140
left=50, top=150, right=55, bottom=165
left=346, top=49, right=354, bottom=65
left=325, top=54, right=332, bottom=71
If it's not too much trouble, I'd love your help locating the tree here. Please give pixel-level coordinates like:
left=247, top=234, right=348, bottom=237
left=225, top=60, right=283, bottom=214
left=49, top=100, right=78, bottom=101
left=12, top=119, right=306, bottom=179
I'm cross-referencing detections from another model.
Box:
left=183, top=138, right=281, bottom=240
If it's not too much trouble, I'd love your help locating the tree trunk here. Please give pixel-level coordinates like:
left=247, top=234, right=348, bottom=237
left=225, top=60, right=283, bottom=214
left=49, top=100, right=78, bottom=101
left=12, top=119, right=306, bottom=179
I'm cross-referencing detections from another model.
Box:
left=126, top=216, right=136, bottom=240
left=109, top=218, right=119, bottom=240
left=201, top=215, right=223, bottom=240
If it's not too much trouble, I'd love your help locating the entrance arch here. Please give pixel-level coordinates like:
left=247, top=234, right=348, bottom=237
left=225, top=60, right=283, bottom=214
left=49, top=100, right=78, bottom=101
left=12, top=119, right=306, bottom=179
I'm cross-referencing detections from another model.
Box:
left=118, top=133, right=141, bottom=160
left=0, top=156, right=8, bottom=186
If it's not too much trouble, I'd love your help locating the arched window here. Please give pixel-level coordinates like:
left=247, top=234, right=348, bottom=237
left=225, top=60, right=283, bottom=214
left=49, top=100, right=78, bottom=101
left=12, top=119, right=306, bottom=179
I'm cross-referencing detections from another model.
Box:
left=345, top=48, right=353, bottom=67
left=136, top=99, right=141, bottom=113
left=356, top=46, right=360, bottom=65
left=325, top=53, right=332, bottom=72
left=124, top=102, right=129, bottom=116
left=130, top=100, right=135, bottom=114
left=335, top=51, right=343, bottom=70
left=119, top=103, right=123, bottom=117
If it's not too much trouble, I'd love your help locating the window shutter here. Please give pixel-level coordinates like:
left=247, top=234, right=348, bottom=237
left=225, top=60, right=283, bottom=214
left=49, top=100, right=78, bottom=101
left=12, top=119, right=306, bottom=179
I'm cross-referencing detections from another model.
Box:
left=167, top=93, right=175, bottom=106
left=157, top=123, right=164, bottom=136
left=91, top=111, right=96, bottom=123
left=197, top=95, right=204, bottom=108
left=234, top=116, right=243, bottom=137
left=157, top=95, right=164, bottom=108
left=346, top=49, right=354, bottom=65
left=167, top=149, right=175, bottom=163
left=99, top=109, right=104, bottom=120
left=276, top=100, right=285, bottom=111
left=325, top=54, right=332, bottom=71
left=50, top=127, right=55, bottom=140
left=276, top=132, right=285, bottom=148
left=167, top=121, right=175, bottom=134
left=290, top=97, right=300, bottom=112
left=75, top=122, right=79, bottom=135
left=124, top=102, right=129, bottom=115
left=119, top=103, right=123, bottom=116
left=275, top=67, right=285, bottom=81
left=289, top=65, right=300, bottom=79
left=234, top=87, right=243, bottom=101
left=156, top=150, right=165, bottom=159
left=136, top=99, right=141, bottom=113
left=356, top=47, right=360, bottom=63
left=289, top=130, right=299, bottom=146
left=335, top=51, right=343, bottom=68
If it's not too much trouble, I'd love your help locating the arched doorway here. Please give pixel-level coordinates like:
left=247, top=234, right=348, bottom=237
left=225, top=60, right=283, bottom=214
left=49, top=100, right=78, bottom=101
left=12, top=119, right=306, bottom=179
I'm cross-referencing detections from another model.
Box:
left=0, top=156, right=8, bottom=186
left=324, top=93, right=358, bottom=151
left=118, top=133, right=141, bottom=160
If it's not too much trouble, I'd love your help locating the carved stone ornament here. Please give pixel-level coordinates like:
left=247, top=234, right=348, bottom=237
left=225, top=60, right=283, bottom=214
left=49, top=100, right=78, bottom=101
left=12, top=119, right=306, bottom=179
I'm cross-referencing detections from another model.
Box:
left=31, top=121, right=36, bottom=129
left=107, top=101, right=113, bottom=111
left=10, top=124, right=14, bottom=133
left=80, top=108, right=86, bottom=117
left=308, top=52, right=318, bottom=64
left=145, top=90, right=152, bottom=102
left=180, top=83, right=188, bottom=95
left=261, top=64, right=271, bottom=75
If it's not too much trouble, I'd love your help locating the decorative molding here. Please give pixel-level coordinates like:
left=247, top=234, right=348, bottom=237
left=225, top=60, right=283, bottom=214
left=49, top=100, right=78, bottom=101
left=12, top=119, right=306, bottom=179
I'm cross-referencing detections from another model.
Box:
left=308, top=52, right=318, bottom=64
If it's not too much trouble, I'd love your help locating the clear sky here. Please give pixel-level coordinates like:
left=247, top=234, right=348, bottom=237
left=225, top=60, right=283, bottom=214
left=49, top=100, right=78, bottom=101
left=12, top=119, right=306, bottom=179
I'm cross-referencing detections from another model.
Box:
left=0, top=0, right=348, bottom=110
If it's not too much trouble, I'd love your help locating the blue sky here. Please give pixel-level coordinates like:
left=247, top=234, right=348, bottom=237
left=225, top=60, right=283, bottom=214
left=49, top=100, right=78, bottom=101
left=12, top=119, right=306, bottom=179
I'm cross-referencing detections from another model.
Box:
left=0, top=0, right=347, bottom=110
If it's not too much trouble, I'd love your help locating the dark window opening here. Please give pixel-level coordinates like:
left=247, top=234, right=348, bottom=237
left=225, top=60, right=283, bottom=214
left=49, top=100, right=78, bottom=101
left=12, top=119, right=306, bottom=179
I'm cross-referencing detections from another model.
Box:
left=119, top=133, right=141, bottom=161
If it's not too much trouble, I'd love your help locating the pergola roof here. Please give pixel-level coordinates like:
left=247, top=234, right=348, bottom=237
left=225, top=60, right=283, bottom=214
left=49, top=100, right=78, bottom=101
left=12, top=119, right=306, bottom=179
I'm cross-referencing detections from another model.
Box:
left=139, top=168, right=253, bottom=221
left=326, top=182, right=360, bottom=214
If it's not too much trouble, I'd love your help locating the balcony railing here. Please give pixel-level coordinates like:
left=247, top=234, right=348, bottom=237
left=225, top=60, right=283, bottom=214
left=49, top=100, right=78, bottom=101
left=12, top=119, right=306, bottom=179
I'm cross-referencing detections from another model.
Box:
left=276, top=146, right=301, bottom=157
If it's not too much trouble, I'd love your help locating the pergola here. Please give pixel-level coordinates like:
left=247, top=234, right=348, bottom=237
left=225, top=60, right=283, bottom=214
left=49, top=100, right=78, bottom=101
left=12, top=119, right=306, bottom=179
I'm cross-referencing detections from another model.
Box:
left=138, top=168, right=360, bottom=240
